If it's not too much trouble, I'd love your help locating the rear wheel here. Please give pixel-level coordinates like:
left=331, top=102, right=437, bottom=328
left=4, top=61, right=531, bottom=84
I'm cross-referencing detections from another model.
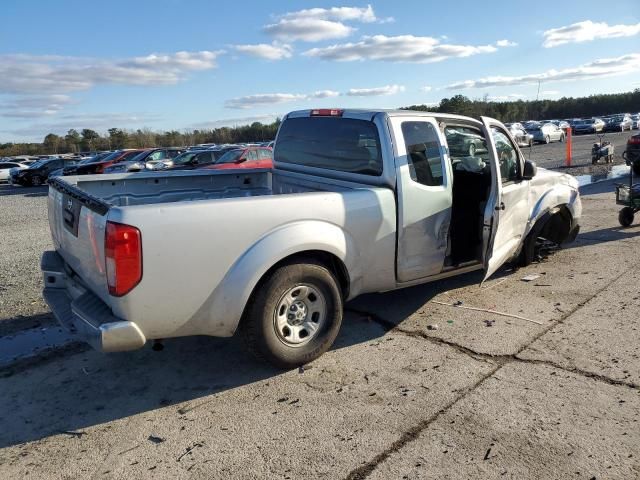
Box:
left=241, top=260, right=343, bottom=368
left=545, top=135, right=550, bottom=144
left=31, top=175, right=43, bottom=186
left=619, top=207, right=634, bottom=227
left=560, top=134, right=565, bottom=143
left=468, top=143, right=476, bottom=156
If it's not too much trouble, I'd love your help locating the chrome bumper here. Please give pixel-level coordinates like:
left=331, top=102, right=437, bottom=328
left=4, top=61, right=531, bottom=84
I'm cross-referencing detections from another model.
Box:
left=41, top=251, right=146, bottom=352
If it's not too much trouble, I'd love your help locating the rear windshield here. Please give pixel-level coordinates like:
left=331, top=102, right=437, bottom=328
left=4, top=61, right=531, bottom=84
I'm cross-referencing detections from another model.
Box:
left=275, top=117, right=383, bottom=176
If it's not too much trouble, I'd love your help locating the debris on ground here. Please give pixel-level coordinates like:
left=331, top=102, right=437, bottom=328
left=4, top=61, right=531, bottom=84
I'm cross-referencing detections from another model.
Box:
left=148, top=435, right=165, bottom=444
left=426, top=324, right=439, bottom=331
left=483, top=320, right=495, bottom=327
left=521, top=274, right=541, bottom=282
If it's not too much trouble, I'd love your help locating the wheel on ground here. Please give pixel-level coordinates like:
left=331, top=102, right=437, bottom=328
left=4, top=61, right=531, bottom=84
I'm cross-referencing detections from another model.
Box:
left=545, top=135, right=550, bottom=144
left=31, top=175, right=43, bottom=186
left=560, top=134, right=565, bottom=142
left=468, top=143, right=476, bottom=156
left=528, top=139, right=533, bottom=147
left=241, top=260, right=343, bottom=368
left=618, top=207, right=634, bottom=227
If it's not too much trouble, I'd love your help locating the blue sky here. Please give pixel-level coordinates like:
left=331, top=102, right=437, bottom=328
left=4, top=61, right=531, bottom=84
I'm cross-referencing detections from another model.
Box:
left=1, top=0, right=639, bottom=141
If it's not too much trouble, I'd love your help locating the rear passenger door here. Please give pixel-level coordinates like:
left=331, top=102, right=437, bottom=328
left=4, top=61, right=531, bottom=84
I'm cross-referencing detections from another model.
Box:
left=391, top=116, right=452, bottom=282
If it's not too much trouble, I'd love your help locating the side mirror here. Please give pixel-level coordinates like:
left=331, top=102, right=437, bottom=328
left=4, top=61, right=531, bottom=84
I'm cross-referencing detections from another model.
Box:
left=236, top=157, right=247, bottom=163
left=522, top=160, right=537, bottom=180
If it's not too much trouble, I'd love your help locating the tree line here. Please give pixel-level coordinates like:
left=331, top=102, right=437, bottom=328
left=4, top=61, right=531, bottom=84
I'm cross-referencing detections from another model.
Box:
left=2, top=90, right=639, bottom=157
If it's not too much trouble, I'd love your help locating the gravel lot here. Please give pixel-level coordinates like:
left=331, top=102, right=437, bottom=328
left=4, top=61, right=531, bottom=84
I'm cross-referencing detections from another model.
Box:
left=0, top=153, right=639, bottom=479
left=524, top=129, right=634, bottom=170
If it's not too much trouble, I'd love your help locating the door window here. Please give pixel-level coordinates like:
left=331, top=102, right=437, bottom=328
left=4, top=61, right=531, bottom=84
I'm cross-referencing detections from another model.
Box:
left=491, top=127, right=520, bottom=184
left=258, top=148, right=272, bottom=160
left=245, top=150, right=258, bottom=162
left=401, top=121, right=444, bottom=186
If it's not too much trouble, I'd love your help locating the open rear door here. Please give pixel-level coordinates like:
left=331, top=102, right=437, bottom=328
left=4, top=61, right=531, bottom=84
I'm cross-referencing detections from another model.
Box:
left=481, top=116, right=530, bottom=281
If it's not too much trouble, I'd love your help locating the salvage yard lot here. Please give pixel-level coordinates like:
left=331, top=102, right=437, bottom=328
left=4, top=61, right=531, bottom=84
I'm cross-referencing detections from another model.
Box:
left=1, top=168, right=640, bottom=478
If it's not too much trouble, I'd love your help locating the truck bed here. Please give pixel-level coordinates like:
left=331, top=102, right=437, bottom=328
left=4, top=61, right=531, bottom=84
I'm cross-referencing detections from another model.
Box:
left=46, top=168, right=398, bottom=344
left=55, top=169, right=353, bottom=208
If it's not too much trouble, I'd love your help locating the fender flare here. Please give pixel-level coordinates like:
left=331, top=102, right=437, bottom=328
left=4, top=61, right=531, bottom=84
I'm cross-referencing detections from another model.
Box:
left=192, top=221, right=358, bottom=336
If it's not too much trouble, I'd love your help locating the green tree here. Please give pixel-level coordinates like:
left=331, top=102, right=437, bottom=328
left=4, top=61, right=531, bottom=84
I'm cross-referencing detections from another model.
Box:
left=64, top=129, right=81, bottom=153
left=81, top=129, right=100, bottom=151
left=43, top=133, right=61, bottom=154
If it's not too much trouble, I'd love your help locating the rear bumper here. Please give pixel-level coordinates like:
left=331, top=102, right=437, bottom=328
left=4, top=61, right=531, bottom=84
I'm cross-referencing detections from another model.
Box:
left=41, top=250, right=146, bottom=352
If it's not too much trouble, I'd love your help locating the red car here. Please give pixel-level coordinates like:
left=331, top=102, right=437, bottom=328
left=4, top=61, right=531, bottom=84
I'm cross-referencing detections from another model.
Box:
left=201, top=146, right=273, bottom=171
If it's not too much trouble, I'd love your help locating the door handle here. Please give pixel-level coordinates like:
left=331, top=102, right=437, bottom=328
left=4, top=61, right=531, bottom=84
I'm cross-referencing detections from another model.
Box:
left=495, top=202, right=505, bottom=211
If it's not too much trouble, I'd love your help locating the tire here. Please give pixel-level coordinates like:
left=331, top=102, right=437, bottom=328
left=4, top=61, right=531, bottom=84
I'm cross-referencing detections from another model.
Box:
left=618, top=207, right=634, bottom=228
left=545, top=135, right=550, bottom=144
left=31, top=175, right=43, bottom=186
left=241, top=260, right=343, bottom=369
left=560, top=134, right=565, bottom=143
left=633, top=162, right=640, bottom=177
left=468, top=143, right=476, bottom=156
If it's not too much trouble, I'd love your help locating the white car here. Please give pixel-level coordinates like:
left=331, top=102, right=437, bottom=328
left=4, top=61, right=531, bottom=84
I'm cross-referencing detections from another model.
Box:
left=0, top=161, right=28, bottom=182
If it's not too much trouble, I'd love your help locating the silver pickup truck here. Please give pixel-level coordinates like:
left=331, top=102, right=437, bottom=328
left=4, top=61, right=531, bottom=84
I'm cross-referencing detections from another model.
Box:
left=42, top=109, right=581, bottom=367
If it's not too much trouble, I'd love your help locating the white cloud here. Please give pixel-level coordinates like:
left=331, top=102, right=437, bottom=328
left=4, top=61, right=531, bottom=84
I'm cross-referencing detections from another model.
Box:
left=225, top=84, right=404, bottom=109
left=304, top=35, right=500, bottom=62
left=420, top=86, right=433, bottom=92
left=446, top=53, right=640, bottom=89
left=310, top=90, right=340, bottom=98
left=496, top=39, right=518, bottom=47
left=0, top=94, right=77, bottom=118
left=543, top=20, right=640, bottom=48
left=0, top=51, right=222, bottom=95
left=233, top=43, right=293, bottom=60
left=346, top=84, right=405, bottom=96
left=264, top=19, right=354, bottom=42
left=225, top=93, right=308, bottom=109
left=263, top=5, right=385, bottom=42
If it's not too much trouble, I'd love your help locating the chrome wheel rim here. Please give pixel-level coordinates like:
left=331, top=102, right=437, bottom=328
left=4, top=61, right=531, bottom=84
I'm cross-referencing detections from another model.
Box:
left=273, top=284, right=326, bottom=347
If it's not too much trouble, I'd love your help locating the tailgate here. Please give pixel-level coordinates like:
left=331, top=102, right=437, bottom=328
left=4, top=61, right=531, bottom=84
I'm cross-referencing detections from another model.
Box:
left=48, top=177, right=112, bottom=303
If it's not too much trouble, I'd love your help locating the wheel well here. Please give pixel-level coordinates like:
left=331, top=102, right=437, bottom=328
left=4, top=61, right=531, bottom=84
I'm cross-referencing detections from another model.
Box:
left=538, top=205, right=573, bottom=244
left=256, top=250, right=350, bottom=300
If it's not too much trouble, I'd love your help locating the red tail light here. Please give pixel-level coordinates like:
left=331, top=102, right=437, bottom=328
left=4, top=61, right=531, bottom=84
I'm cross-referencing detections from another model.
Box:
left=310, top=109, right=343, bottom=117
left=628, top=136, right=640, bottom=145
left=105, top=221, right=142, bottom=296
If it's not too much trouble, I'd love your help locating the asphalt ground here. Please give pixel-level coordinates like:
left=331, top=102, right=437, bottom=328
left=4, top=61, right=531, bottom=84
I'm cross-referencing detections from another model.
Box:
left=0, top=158, right=639, bottom=479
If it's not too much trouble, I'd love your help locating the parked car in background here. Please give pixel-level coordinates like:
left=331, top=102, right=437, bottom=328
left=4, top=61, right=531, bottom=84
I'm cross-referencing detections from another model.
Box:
left=505, top=122, right=534, bottom=147
left=62, top=152, right=114, bottom=176
left=0, top=161, right=29, bottom=182
left=631, top=114, right=640, bottom=129
left=160, top=146, right=239, bottom=170
left=572, top=118, right=604, bottom=135
left=446, top=128, right=487, bottom=156
left=70, top=149, right=144, bottom=175
left=549, top=120, right=570, bottom=130
left=200, top=146, right=273, bottom=171
left=526, top=122, right=565, bottom=144
left=623, top=133, right=640, bottom=176
left=10, top=158, right=76, bottom=186
left=141, top=148, right=188, bottom=170
left=603, top=115, right=633, bottom=132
